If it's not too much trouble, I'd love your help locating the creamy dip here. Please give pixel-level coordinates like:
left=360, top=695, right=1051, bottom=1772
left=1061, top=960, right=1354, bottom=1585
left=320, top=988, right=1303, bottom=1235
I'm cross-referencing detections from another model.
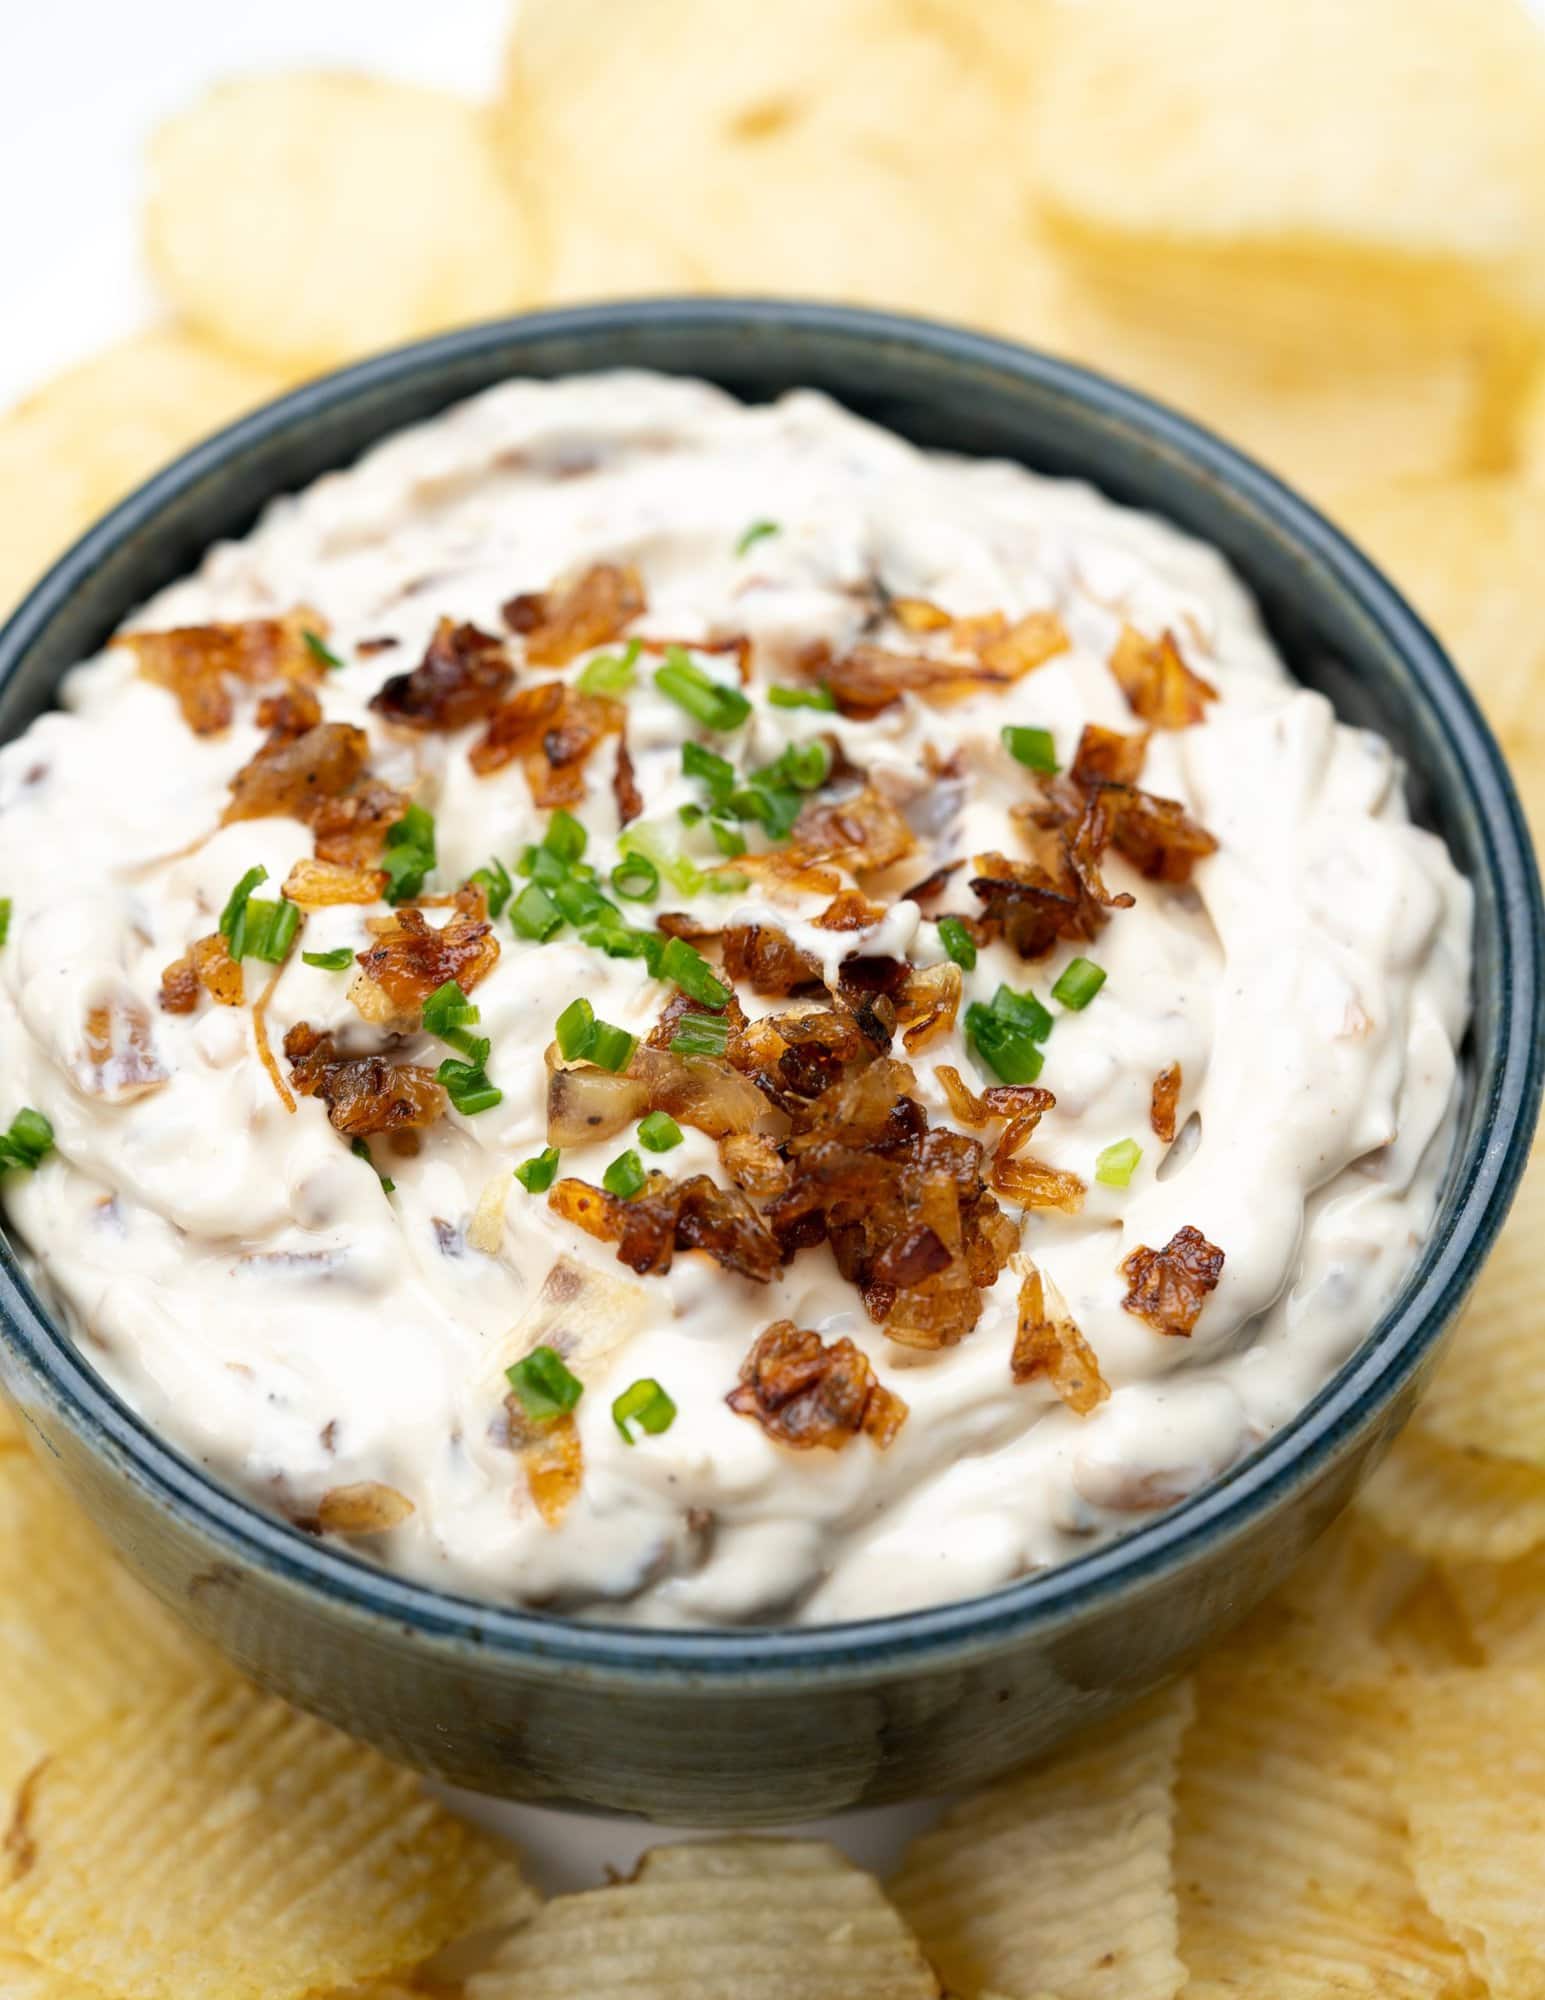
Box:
left=0, top=374, right=1470, bottom=1626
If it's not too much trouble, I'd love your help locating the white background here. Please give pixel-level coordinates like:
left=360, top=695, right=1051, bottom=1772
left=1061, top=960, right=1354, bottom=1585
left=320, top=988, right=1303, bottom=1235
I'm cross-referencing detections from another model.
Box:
left=0, top=0, right=945, bottom=1891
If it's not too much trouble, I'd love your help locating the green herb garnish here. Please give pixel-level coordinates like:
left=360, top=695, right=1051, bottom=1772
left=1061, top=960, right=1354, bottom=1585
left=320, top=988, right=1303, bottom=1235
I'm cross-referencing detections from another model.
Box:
left=937, top=916, right=977, bottom=971
left=1001, top=724, right=1058, bottom=774
left=637, top=1110, right=683, bottom=1153
left=217, top=864, right=268, bottom=961
left=436, top=1057, right=502, bottom=1115
left=506, top=1343, right=583, bottom=1421
left=468, top=856, right=514, bottom=918
left=511, top=882, right=564, bottom=942
left=576, top=637, right=641, bottom=698
left=965, top=983, right=1053, bottom=1085
left=735, top=519, right=780, bottom=557
left=350, top=1135, right=394, bottom=1193
left=0, top=899, right=11, bottom=949
left=767, top=683, right=836, bottom=712
left=381, top=803, right=436, bottom=905
left=668, top=1012, right=730, bottom=1059
left=515, top=1146, right=560, bottom=1193
left=654, top=646, right=751, bottom=731
left=612, top=1377, right=677, bottom=1442
left=602, top=1148, right=647, bottom=1199
left=0, top=1108, right=53, bottom=1172
left=1095, top=1137, right=1142, bottom=1188
left=302, top=628, right=344, bottom=671
left=1051, top=956, right=1106, bottom=1010
left=659, top=936, right=730, bottom=1008
left=302, top=946, right=355, bottom=971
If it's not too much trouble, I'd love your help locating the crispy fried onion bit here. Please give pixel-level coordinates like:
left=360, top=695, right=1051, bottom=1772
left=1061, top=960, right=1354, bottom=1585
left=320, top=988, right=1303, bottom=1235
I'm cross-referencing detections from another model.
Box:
left=223, top=684, right=405, bottom=879
left=368, top=618, right=513, bottom=730
left=819, top=604, right=1071, bottom=719
left=468, top=678, right=623, bottom=805
left=502, top=560, right=645, bottom=668
left=284, top=1022, right=445, bottom=1137
left=1012, top=1265, right=1109, bottom=1416
left=727, top=1320, right=908, bottom=1451
left=114, top=609, right=323, bottom=735
left=350, top=885, right=498, bottom=1026
left=962, top=723, right=1216, bottom=960
left=1151, top=1061, right=1182, bottom=1144
left=1108, top=624, right=1217, bottom=729
left=159, top=931, right=244, bottom=1013
left=1120, top=1224, right=1225, bottom=1337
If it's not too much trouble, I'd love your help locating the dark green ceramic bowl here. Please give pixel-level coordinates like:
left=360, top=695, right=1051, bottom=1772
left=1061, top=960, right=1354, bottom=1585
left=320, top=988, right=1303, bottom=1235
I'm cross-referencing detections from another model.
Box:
left=0, top=302, right=1538, bottom=1823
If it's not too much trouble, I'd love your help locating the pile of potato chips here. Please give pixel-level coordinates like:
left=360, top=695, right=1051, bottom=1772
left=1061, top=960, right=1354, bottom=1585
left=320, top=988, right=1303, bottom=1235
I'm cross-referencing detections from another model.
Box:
left=4, top=0, right=1545, bottom=1990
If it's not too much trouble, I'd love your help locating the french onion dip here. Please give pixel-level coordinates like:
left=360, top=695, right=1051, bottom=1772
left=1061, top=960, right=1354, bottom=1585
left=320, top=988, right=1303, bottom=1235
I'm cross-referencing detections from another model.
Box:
left=0, top=374, right=1471, bottom=1626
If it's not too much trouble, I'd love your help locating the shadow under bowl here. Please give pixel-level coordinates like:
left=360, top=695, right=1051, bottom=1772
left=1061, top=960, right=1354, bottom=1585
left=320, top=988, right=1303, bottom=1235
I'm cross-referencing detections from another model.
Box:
left=0, top=300, right=1539, bottom=1824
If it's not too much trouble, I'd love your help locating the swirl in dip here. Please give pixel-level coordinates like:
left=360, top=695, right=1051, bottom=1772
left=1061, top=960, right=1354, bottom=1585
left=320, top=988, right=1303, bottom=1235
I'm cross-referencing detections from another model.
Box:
left=0, top=374, right=1471, bottom=1626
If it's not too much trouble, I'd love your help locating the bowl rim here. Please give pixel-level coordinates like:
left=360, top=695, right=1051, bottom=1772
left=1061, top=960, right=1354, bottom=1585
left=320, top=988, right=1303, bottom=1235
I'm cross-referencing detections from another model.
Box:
left=1, top=297, right=1539, bottom=1684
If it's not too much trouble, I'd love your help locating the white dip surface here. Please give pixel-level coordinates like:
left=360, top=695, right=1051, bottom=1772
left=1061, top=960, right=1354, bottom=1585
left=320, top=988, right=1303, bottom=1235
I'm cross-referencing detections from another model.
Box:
left=0, top=373, right=1471, bottom=1626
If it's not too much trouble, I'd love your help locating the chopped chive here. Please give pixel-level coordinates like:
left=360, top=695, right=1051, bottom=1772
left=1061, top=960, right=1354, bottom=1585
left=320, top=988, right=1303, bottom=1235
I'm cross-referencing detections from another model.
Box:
left=937, top=915, right=977, bottom=971
left=217, top=864, right=268, bottom=961
left=613, top=1376, right=678, bottom=1443
left=576, top=637, right=641, bottom=698
left=437, top=1057, right=502, bottom=1115
left=660, top=936, right=730, bottom=1008
left=682, top=739, right=736, bottom=806
left=966, top=1002, right=1045, bottom=1085
left=381, top=802, right=436, bottom=905
left=1095, top=1137, right=1142, bottom=1188
left=506, top=1343, right=583, bottom=1421
left=302, top=946, right=355, bottom=971
left=991, top=982, right=1053, bottom=1042
left=515, top=1145, right=560, bottom=1194
left=511, top=882, right=563, bottom=942
left=678, top=802, right=706, bottom=826
left=767, top=683, right=836, bottom=712
left=519, top=842, right=567, bottom=886
left=775, top=739, right=831, bottom=792
left=551, top=873, right=617, bottom=926
left=588, top=1021, right=638, bottom=1073
left=350, top=1135, right=394, bottom=1194
left=1002, top=724, right=1059, bottom=775
left=610, top=852, right=660, bottom=902
left=240, top=897, right=300, bottom=964
left=708, top=818, right=747, bottom=858
left=468, top=856, right=514, bottom=918
left=668, top=1012, right=731, bottom=1058
left=422, top=978, right=479, bottom=1038
left=1052, top=956, right=1107, bottom=1010
left=543, top=808, right=588, bottom=864
left=582, top=922, right=666, bottom=977
left=637, top=1110, right=683, bottom=1153
left=0, top=899, right=11, bottom=948
left=555, top=997, right=595, bottom=1060
left=602, top=1148, right=647, bottom=1199
left=735, top=519, right=780, bottom=557
left=654, top=647, right=751, bottom=731
left=302, top=628, right=344, bottom=671
left=0, top=1107, right=54, bottom=1172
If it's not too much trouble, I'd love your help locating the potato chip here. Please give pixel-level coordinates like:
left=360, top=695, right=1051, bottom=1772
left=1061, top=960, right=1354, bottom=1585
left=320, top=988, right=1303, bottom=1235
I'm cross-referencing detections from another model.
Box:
left=1174, top=1660, right=1471, bottom=1996
left=500, top=0, right=1027, bottom=321
left=891, top=1681, right=1192, bottom=2000
left=1029, top=0, right=1545, bottom=291
left=1333, top=480, right=1545, bottom=767
left=0, top=1453, right=212, bottom=1788
left=1354, top=1423, right=1545, bottom=1566
left=1228, top=1512, right=1428, bottom=1678
left=0, top=330, right=287, bottom=617
left=1378, top=1569, right=1486, bottom=1675
left=0, top=1676, right=535, bottom=2000
left=1396, top=1670, right=1545, bottom=1996
left=468, top=1838, right=937, bottom=1999
left=1444, top=1549, right=1545, bottom=1663
left=146, top=74, right=536, bottom=372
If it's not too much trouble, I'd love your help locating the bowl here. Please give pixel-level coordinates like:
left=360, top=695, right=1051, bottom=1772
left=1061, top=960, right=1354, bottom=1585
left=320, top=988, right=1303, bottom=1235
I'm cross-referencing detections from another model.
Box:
left=0, top=301, right=1539, bottom=1824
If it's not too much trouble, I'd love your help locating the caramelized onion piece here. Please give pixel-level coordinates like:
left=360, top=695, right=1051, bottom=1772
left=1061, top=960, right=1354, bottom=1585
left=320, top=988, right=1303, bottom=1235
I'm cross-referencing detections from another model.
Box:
left=512, top=1411, right=584, bottom=1528
left=310, top=779, right=409, bottom=869
left=896, top=960, right=962, bottom=1053
left=223, top=721, right=372, bottom=827
left=1120, top=1224, right=1225, bottom=1336
left=1151, top=1061, right=1183, bottom=1144
left=825, top=613, right=1070, bottom=718
left=284, top=1022, right=445, bottom=1137
left=727, top=1320, right=907, bottom=1451
left=969, top=849, right=1088, bottom=960
left=989, top=1152, right=1086, bottom=1213
left=549, top=1173, right=781, bottom=1283
left=612, top=735, right=644, bottom=826
left=1101, top=785, right=1219, bottom=883
left=1070, top=722, right=1149, bottom=787
left=1012, top=1266, right=1110, bottom=1415
left=158, top=952, right=201, bottom=1016
left=313, top=1482, right=415, bottom=1534
left=116, top=611, right=320, bottom=734
left=160, top=931, right=243, bottom=1014
left=468, top=680, right=623, bottom=806
left=255, top=684, right=323, bottom=743
left=792, top=785, right=916, bottom=874
left=814, top=889, right=887, bottom=932
left=547, top=1057, right=650, bottom=1146
left=630, top=1043, right=766, bottom=1139
left=1108, top=625, right=1218, bottom=729
left=721, top=924, right=823, bottom=996
left=502, top=561, right=645, bottom=667
left=282, top=858, right=387, bottom=907
left=369, top=618, right=512, bottom=731
left=354, top=893, right=498, bottom=1014
left=719, top=1132, right=791, bottom=1197
left=79, top=997, right=168, bottom=1100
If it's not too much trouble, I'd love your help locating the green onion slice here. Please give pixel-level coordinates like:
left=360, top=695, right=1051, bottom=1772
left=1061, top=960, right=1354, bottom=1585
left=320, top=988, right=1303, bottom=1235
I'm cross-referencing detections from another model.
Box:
left=302, top=629, right=344, bottom=671
left=515, top=1146, right=560, bottom=1194
left=660, top=936, right=730, bottom=1008
left=654, top=647, right=751, bottom=731
left=1095, top=1137, right=1142, bottom=1188
left=966, top=1003, right=1045, bottom=1085
left=937, top=916, right=977, bottom=971
left=217, top=864, right=268, bottom=961
left=767, top=683, right=836, bottom=712
left=612, top=1377, right=678, bottom=1442
left=0, top=899, right=11, bottom=949
left=1052, top=956, right=1107, bottom=1010
left=437, top=1057, right=502, bottom=1115
left=610, top=852, right=660, bottom=902
left=668, top=1012, right=730, bottom=1059
left=637, top=1110, right=683, bottom=1153
left=0, top=1107, right=54, bottom=1172
left=602, top=1148, right=647, bottom=1199
left=302, top=946, right=355, bottom=971
left=735, top=519, right=780, bottom=557
left=511, top=882, right=564, bottom=942
left=506, top=1343, right=583, bottom=1421
left=1001, top=724, right=1058, bottom=774
left=468, top=857, right=514, bottom=918
left=576, top=637, right=641, bottom=698
left=381, top=803, right=437, bottom=905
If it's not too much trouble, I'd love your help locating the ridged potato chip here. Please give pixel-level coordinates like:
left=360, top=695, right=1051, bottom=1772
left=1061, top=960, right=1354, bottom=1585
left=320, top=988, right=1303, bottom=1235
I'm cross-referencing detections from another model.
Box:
left=1228, top=1512, right=1428, bottom=1678
left=0, top=1453, right=212, bottom=1788
left=1444, top=1549, right=1545, bottom=1663
left=1029, top=0, right=1545, bottom=290
left=500, top=0, right=1031, bottom=322
left=0, top=1676, right=535, bottom=2000
left=0, top=330, right=287, bottom=617
left=468, top=1837, right=937, bottom=1998
left=1355, top=1423, right=1545, bottom=1566
left=1396, top=1671, right=1545, bottom=1996
left=891, top=1681, right=1192, bottom=2000
left=146, top=74, right=536, bottom=372
left=1174, top=1660, right=1471, bottom=1996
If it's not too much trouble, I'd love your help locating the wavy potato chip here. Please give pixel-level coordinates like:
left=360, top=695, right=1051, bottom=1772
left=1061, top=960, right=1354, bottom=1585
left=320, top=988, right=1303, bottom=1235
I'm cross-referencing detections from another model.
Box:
left=0, top=1454, right=212, bottom=1788
left=1354, top=1423, right=1545, bottom=1566
left=1029, top=0, right=1545, bottom=288
left=1396, top=1671, right=1545, bottom=1996
left=500, top=0, right=1028, bottom=321
left=147, top=73, right=536, bottom=371
left=468, top=1837, right=937, bottom=1998
left=1228, top=1512, right=1429, bottom=1678
left=1443, top=1549, right=1545, bottom=1662
left=0, top=1675, right=534, bottom=2000
left=891, top=1681, right=1192, bottom=2000
left=0, top=330, right=287, bottom=617
left=1174, top=1661, right=1471, bottom=1997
